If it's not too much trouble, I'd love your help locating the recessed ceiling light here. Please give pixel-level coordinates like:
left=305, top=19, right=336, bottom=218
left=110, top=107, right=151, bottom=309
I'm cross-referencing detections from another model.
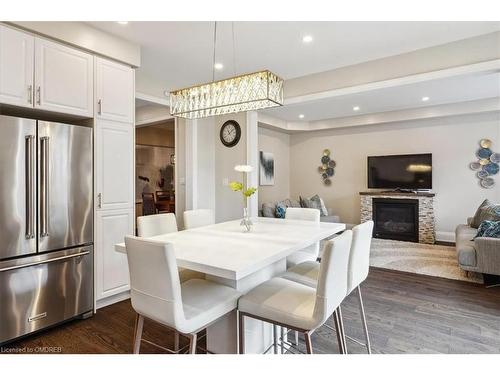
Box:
left=353, top=106, right=360, bottom=111
left=214, top=63, right=224, bottom=70
left=299, top=114, right=305, bottom=119
left=117, top=21, right=128, bottom=25
left=422, top=96, right=430, bottom=102
left=302, top=35, right=313, bottom=43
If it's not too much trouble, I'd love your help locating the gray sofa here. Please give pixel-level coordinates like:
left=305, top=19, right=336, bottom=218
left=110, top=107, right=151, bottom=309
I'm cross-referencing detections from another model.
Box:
left=259, top=198, right=341, bottom=223
left=456, top=217, right=500, bottom=276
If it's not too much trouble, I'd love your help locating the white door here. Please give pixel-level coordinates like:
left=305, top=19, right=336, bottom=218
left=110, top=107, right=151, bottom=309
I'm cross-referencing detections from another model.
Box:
left=95, top=57, right=134, bottom=123
left=0, top=25, right=34, bottom=108
left=95, top=120, right=134, bottom=211
left=95, top=208, right=133, bottom=301
left=34, top=37, right=93, bottom=117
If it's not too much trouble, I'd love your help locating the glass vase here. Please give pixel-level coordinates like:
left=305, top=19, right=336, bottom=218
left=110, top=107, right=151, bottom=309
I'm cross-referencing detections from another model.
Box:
left=241, top=207, right=253, bottom=232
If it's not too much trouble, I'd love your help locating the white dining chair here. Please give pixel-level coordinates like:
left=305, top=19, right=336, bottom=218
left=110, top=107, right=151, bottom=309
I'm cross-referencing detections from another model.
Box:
left=183, top=209, right=215, bottom=230
left=285, top=208, right=321, bottom=268
left=238, top=230, right=353, bottom=354
left=137, top=213, right=178, bottom=237
left=280, top=221, right=374, bottom=354
left=125, top=236, right=241, bottom=354
left=136, top=213, right=204, bottom=352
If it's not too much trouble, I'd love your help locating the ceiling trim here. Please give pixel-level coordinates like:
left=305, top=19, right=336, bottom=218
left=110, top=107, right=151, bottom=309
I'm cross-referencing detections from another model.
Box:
left=136, top=92, right=170, bottom=106
left=259, top=97, right=500, bottom=133
left=285, top=59, right=500, bottom=106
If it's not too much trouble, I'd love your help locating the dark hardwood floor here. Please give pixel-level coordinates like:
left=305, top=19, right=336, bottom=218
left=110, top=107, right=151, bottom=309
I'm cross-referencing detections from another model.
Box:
left=2, top=268, right=500, bottom=354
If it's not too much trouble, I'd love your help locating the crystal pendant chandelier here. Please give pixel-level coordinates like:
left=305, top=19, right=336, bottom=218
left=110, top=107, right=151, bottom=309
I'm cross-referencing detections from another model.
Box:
left=170, top=22, right=284, bottom=119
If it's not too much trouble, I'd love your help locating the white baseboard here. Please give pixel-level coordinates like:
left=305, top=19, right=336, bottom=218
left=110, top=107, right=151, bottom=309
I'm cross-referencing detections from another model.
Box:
left=436, top=231, right=455, bottom=243
left=96, top=290, right=130, bottom=310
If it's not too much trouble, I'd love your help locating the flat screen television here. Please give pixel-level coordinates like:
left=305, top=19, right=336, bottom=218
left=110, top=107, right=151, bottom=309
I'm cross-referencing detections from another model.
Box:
left=367, top=153, right=432, bottom=190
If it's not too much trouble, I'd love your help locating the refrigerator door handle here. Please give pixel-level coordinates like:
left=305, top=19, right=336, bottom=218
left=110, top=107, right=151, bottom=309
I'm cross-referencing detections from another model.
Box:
left=40, top=136, right=50, bottom=237
left=0, top=251, right=90, bottom=273
left=25, top=135, right=35, bottom=239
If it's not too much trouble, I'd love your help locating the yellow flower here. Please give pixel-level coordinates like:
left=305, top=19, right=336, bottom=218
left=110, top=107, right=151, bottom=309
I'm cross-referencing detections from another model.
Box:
left=229, top=181, right=243, bottom=192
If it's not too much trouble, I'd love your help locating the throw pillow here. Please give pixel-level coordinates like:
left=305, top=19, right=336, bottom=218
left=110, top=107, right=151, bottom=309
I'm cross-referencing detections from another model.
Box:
left=261, top=203, right=276, bottom=218
left=471, top=199, right=500, bottom=228
left=275, top=202, right=287, bottom=219
left=311, top=194, right=328, bottom=216
left=474, top=220, right=500, bottom=239
left=300, top=195, right=322, bottom=212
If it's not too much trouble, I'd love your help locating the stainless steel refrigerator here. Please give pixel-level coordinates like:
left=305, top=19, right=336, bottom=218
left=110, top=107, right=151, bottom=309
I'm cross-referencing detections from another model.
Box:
left=0, top=114, right=93, bottom=344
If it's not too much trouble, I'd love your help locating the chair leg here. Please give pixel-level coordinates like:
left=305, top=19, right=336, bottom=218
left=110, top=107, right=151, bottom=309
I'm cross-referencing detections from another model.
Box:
left=357, top=285, right=372, bottom=354
left=337, top=306, right=348, bottom=354
left=294, top=330, right=299, bottom=346
left=188, top=333, right=197, bottom=354
left=174, top=332, right=180, bottom=353
left=239, top=312, right=245, bottom=354
left=333, top=309, right=344, bottom=354
left=273, top=324, right=278, bottom=354
left=280, top=327, right=285, bottom=354
left=304, top=331, right=313, bottom=354
left=133, top=314, right=144, bottom=354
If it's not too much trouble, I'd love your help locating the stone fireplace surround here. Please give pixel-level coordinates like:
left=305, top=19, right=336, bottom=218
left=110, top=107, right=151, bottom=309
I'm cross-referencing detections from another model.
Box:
left=360, top=191, right=436, bottom=244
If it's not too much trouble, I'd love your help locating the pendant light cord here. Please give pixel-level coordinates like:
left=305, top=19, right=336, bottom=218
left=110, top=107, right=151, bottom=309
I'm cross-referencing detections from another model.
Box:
left=212, top=21, right=217, bottom=82
left=232, top=22, right=236, bottom=76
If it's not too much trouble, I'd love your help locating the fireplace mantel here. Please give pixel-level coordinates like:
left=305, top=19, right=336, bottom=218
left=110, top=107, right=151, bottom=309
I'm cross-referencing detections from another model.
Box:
left=360, top=191, right=436, bottom=244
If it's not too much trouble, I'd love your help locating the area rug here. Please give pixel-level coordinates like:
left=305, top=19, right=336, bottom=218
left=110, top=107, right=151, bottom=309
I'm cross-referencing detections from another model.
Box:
left=370, top=238, right=483, bottom=284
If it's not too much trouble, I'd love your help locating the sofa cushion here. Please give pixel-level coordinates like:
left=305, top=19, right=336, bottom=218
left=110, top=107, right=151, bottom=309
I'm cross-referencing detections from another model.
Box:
left=475, top=220, right=500, bottom=239
left=275, top=202, right=287, bottom=219
left=300, top=196, right=322, bottom=212
left=471, top=199, right=500, bottom=228
left=320, top=215, right=340, bottom=223
left=311, top=194, right=328, bottom=216
left=261, top=202, right=276, bottom=218
left=455, top=224, right=478, bottom=267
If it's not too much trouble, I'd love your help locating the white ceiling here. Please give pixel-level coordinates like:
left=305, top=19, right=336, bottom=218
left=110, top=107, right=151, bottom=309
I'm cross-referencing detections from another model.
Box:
left=262, top=72, right=500, bottom=122
left=88, top=21, right=500, bottom=99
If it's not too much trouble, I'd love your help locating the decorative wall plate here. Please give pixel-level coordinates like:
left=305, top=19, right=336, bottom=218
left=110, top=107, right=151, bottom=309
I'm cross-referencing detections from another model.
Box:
left=479, top=158, right=490, bottom=166
left=477, top=170, right=489, bottom=179
left=480, top=139, right=492, bottom=148
left=323, top=178, right=331, bottom=186
left=326, top=167, right=334, bottom=176
left=321, top=155, right=330, bottom=164
left=484, top=162, right=499, bottom=175
left=477, top=148, right=493, bottom=159
left=491, top=153, right=500, bottom=163
left=317, top=166, right=324, bottom=173
left=480, top=177, right=495, bottom=188
left=318, top=149, right=336, bottom=185
left=323, top=149, right=330, bottom=156
left=469, top=162, right=481, bottom=171
left=328, top=160, right=336, bottom=168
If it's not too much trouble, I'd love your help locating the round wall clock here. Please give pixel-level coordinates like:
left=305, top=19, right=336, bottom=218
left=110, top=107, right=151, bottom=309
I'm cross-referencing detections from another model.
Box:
left=220, top=120, right=241, bottom=147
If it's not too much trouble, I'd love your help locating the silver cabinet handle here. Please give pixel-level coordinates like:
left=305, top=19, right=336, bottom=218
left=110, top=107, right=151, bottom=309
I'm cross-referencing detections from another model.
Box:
left=0, top=251, right=90, bottom=273
left=36, top=86, right=41, bottom=105
left=98, top=99, right=102, bottom=115
left=40, top=136, right=50, bottom=237
left=97, top=193, right=102, bottom=209
left=28, top=85, right=33, bottom=104
left=25, top=135, right=35, bottom=239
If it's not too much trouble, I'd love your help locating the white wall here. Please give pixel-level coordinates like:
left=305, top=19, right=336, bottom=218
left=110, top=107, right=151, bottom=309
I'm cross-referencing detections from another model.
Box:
left=289, top=112, right=500, bottom=241
left=258, top=126, right=291, bottom=206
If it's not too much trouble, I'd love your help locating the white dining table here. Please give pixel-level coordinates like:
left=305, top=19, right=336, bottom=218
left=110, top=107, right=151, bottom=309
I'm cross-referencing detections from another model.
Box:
left=115, top=217, right=345, bottom=354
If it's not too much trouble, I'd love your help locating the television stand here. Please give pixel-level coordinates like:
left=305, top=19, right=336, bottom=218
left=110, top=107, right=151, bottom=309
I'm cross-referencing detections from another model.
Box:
left=382, top=188, right=417, bottom=194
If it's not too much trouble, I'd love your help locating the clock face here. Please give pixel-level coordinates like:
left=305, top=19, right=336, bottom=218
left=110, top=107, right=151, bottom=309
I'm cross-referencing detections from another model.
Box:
left=220, top=120, right=241, bottom=147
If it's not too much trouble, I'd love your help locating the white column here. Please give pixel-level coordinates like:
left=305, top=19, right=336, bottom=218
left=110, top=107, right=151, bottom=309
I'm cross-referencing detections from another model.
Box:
left=185, top=119, right=198, bottom=210
left=246, top=111, right=259, bottom=217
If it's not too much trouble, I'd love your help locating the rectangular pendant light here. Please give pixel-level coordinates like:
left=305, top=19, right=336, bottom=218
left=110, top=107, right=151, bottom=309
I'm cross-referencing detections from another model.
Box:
left=169, top=70, right=284, bottom=119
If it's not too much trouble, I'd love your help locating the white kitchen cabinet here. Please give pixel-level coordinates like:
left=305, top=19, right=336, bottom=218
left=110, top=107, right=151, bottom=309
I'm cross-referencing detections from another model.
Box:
left=95, top=57, right=134, bottom=123
left=95, top=208, right=133, bottom=301
left=34, top=37, right=93, bottom=117
left=0, top=25, right=34, bottom=108
left=95, top=120, right=134, bottom=211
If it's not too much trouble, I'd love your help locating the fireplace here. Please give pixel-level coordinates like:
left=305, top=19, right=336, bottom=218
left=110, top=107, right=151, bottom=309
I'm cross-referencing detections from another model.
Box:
left=372, top=198, right=419, bottom=242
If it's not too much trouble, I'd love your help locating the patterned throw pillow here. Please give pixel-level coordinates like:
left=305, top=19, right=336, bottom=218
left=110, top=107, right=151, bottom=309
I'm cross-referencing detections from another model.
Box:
left=300, top=195, right=322, bottom=213
left=310, top=194, right=329, bottom=216
left=471, top=199, right=500, bottom=228
left=275, top=202, right=287, bottom=219
left=261, top=203, right=276, bottom=218
left=474, top=220, right=500, bottom=239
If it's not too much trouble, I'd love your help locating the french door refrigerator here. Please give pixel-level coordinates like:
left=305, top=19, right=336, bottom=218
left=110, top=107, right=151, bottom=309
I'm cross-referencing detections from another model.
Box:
left=0, top=114, right=93, bottom=344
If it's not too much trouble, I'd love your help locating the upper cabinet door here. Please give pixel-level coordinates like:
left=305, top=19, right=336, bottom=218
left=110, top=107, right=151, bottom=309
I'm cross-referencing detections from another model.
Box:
left=0, top=25, right=34, bottom=108
left=95, top=57, right=134, bottom=123
left=34, top=37, right=93, bottom=117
